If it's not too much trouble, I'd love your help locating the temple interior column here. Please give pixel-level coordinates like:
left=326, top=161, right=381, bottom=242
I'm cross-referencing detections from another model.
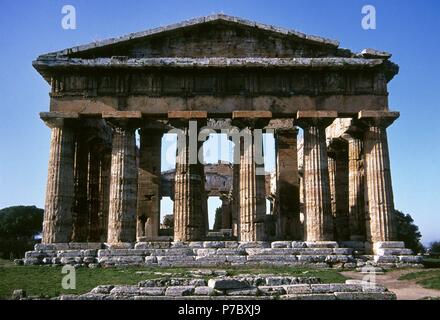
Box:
left=220, top=193, right=232, bottom=229
left=360, top=111, right=399, bottom=246
left=137, top=125, right=163, bottom=240
left=297, top=111, right=336, bottom=242
left=72, top=132, right=89, bottom=242
left=41, top=115, right=76, bottom=243
left=275, top=127, right=301, bottom=240
left=106, top=119, right=138, bottom=244
left=346, top=133, right=366, bottom=241
left=87, top=142, right=101, bottom=242
left=173, top=118, right=207, bottom=241
left=99, top=151, right=111, bottom=242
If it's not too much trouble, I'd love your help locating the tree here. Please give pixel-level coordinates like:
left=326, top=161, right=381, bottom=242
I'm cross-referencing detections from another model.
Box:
left=213, top=207, right=222, bottom=231
left=429, top=241, right=440, bottom=255
left=394, top=210, right=424, bottom=254
left=0, top=206, right=44, bottom=259
left=162, top=214, right=174, bottom=229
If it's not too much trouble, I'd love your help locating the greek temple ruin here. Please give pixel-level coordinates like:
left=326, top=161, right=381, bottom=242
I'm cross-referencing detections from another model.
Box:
left=28, top=14, right=421, bottom=268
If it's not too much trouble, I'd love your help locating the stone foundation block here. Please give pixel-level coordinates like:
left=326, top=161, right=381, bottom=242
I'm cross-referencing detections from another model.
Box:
left=139, top=287, right=166, bottom=296
left=226, top=288, right=259, bottom=296
left=104, top=243, right=134, bottom=250
left=398, top=255, right=422, bottom=263
left=135, top=242, right=171, bottom=249
left=216, top=248, right=246, bottom=255
left=300, top=248, right=334, bottom=255
left=271, top=241, right=292, bottom=248
left=281, top=294, right=336, bottom=300
left=154, top=248, right=194, bottom=256
left=332, top=248, right=354, bottom=255
left=238, top=242, right=270, bottom=249
left=194, top=286, right=217, bottom=296
left=208, top=279, right=250, bottom=290
left=224, top=241, right=240, bottom=248
left=57, top=250, right=83, bottom=258
left=291, top=241, right=307, bottom=248
left=245, top=248, right=294, bottom=256
left=203, top=241, right=225, bottom=248
left=283, top=284, right=312, bottom=294
left=246, top=255, right=298, bottom=262
left=195, top=256, right=227, bottom=264
left=145, top=256, right=157, bottom=264
left=110, top=285, right=140, bottom=296
left=373, top=241, right=405, bottom=249
left=91, top=285, right=114, bottom=294
left=305, top=241, right=338, bottom=248
left=374, top=255, right=398, bottom=263
left=226, top=256, right=247, bottom=263
left=69, top=243, right=102, bottom=250
left=325, top=255, right=351, bottom=263
left=194, top=248, right=217, bottom=256
left=258, top=286, right=286, bottom=296
left=165, top=286, right=195, bottom=296
left=297, top=255, right=326, bottom=263
left=375, top=248, right=413, bottom=256
left=188, top=242, right=204, bottom=248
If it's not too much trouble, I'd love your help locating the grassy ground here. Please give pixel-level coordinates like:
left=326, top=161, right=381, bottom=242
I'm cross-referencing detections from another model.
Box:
left=0, top=259, right=346, bottom=299
left=399, top=269, right=440, bottom=290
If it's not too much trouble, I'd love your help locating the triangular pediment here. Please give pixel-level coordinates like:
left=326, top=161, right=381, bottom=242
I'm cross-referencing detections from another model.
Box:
left=41, top=14, right=343, bottom=59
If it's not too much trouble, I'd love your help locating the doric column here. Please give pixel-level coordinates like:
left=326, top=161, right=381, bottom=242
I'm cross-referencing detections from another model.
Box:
left=220, top=193, right=232, bottom=229
left=88, top=143, right=101, bottom=242
left=230, top=138, right=240, bottom=238
left=346, top=134, right=366, bottom=241
left=137, top=123, right=163, bottom=239
left=40, top=113, right=77, bottom=243
left=328, top=139, right=350, bottom=241
left=99, top=151, right=111, bottom=242
left=104, top=112, right=140, bottom=244
left=359, top=111, right=399, bottom=243
left=71, top=133, right=89, bottom=242
left=275, top=127, right=301, bottom=240
left=232, top=112, right=271, bottom=242
left=171, top=113, right=207, bottom=241
left=297, top=111, right=337, bottom=242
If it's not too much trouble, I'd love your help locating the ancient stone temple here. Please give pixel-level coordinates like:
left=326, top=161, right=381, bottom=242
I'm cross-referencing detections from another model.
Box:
left=28, top=14, right=420, bottom=268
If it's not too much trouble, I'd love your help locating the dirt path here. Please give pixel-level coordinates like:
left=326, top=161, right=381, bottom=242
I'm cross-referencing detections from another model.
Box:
left=341, top=269, right=440, bottom=300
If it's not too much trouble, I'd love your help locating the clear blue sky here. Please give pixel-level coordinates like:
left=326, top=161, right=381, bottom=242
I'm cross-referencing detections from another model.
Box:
left=0, top=0, right=439, bottom=244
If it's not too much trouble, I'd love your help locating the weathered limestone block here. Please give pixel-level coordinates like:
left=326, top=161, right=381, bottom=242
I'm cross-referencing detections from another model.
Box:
left=194, top=286, right=217, bottom=296
left=154, top=248, right=194, bottom=256
left=281, top=293, right=336, bottom=300
left=245, top=248, right=295, bottom=255
left=375, top=248, right=413, bottom=256
left=208, top=279, right=250, bottom=290
left=226, top=288, right=259, bottom=296
left=238, top=242, right=270, bottom=249
left=226, top=256, right=247, bottom=263
left=203, top=241, right=225, bottom=248
left=195, top=248, right=217, bottom=256
left=107, top=122, right=138, bottom=243
left=258, top=286, right=286, bottom=296
left=373, top=241, right=405, bottom=249
left=246, top=255, right=298, bottom=262
left=216, top=248, right=246, bottom=255
left=305, top=241, right=338, bottom=248
left=291, top=241, right=307, bottom=248
left=398, top=255, right=422, bottom=263
left=135, top=242, right=171, bottom=249
left=138, top=287, right=166, bottom=296
left=283, top=284, right=312, bottom=294
left=110, top=285, right=140, bottom=296
left=271, top=241, right=292, bottom=248
left=165, top=286, right=195, bottom=296
left=374, top=255, right=398, bottom=263
left=194, top=256, right=227, bottom=264
left=91, top=285, right=114, bottom=294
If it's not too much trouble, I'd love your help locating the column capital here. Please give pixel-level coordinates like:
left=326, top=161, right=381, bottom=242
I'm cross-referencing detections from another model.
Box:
left=232, top=111, right=272, bottom=129
left=358, top=111, right=399, bottom=128
left=103, top=111, right=142, bottom=130
left=40, top=112, right=79, bottom=128
left=296, top=111, right=338, bottom=128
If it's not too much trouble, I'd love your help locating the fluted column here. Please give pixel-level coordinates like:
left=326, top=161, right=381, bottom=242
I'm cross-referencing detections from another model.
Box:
left=88, top=143, right=101, bottom=242
left=137, top=125, right=163, bottom=239
left=347, top=135, right=366, bottom=241
left=173, top=119, right=207, bottom=241
left=72, top=133, right=89, bottom=242
left=99, top=151, right=111, bottom=242
left=360, top=111, right=399, bottom=243
left=107, top=121, right=138, bottom=243
left=275, top=127, right=301, bottom=240
left=41, top=116, right=76, bottom=243
left=297, top=111, right=336, bottom=242
left=235, top=122, right=267, bottom=242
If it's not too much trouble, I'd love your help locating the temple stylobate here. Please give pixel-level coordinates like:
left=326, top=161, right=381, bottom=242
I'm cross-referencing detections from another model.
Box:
left=34, top=14, right=401, bottom=254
